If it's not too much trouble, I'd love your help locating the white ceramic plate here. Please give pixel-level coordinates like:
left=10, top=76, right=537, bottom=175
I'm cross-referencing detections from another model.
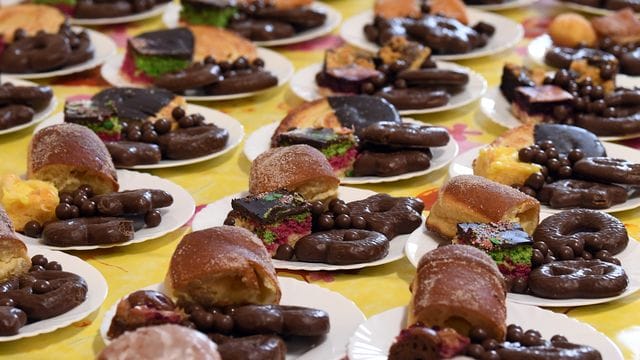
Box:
left=100, top=48, right=294, bottom=101
left=243, top=121, right=459, bottom=185
left=404, top=219, right=640, bottom=307
left=290, top=62, right=488, bottom=115
left=480, top=83, right=640, bottom=141
left=0, top=0, right=22, bottom=6
left=339, top=9, right=524, bottom=61
left=3, top=28, right=116, bottom=80
left=347, top=304, right=623, bottom=360
left=559, top=0, right=639, bottom=16
left=192, top=186, right=415, bottom=271
left=34, top=104, right=244, bottom=169
left=162, top=2, right=342, bottom=47
left=448, top=142, right=640, bottom=213
left=100, top=277, right=365, bottom=360
left=70, top=3, right=170, bottom=25
left=0, top=245, right=108, bottom=341
left=17, top=170, right=195, bottom=250
left=0, top=77, right=57, bottom=135
left=468, top=0, right=539, bottom=11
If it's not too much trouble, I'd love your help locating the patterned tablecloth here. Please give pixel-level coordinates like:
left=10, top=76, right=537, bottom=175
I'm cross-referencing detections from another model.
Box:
left=0, top=0, right=639, bottom=359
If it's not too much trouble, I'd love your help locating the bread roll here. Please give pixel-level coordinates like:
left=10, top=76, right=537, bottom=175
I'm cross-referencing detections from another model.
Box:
left=166, top=226, right=281, bottom=308
left=0, top=205, right=31, bottom=283
left=98, top=324, right=221, bottom=360
left=249, top=145, right=340, bottom=203
left=410, top=245, right=507, bottom=341
left=28, top=123, right=118, bottom=195
left=426, top=175, right=539, bottom=238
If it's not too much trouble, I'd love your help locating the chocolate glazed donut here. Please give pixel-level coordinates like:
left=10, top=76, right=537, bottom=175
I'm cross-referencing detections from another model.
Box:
left=0, top=33, right=71, bottom=73
left=294, top=229, right=389, bottom=265
left=533, top=209, right=628, bottom=256
left=64, top=29, right=94, bottom=66
left=0, top=270, right=87, bottom=321
left=528, top=259, right=628, bottom=299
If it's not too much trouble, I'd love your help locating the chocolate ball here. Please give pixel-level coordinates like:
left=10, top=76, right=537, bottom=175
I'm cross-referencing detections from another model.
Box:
left=588, top=236, right=605, bottom=251
left=551, top=335, right=568, bottom=343
left=558, top=245, right=575, bottom=260
left=557, top=166, right=572, bottom=179
left=212, top=313, right=234, bottom=334
left=506, top=324, right=523, bottom=342
left=59, top=192, right=73, bottom=204
left=553, top=69, right=571, bottom=87
left=344, top=230, right=360, bottom=241
left=525, top=329, right=542, bottom=338
left=32, top=280, right=51, bottom=294
left=73, top=193, right=88, bottom=208
left=566, top=239, right=584, bottom=256
left=274, top=244, right=294, bottom=260
left=591, top=85, right=604, bottom=100
left=533, top=149, right=547, bottom=164
left=360, top=82, right=376, bottom=95
left=351, top=216, right=367, bottom=229
left=595, top=249, right=611, bottom=260
left=518, top=147, right=534, bottom=163
left=574, top=96, right=587, bottom=111
left=600, top=64, right=615, bottom=80
left=127, top=128, right=142, bottom=142
left=466, top=344, right=485, bottom=357
left=511, top=277, right=528, bottom=294
left=537, top=140, right=554, bottom=150
left=44, top=261, right=62, bottom=271
left=204, top=55, right=216, bottom=65
left=521, top=332, right=543, bottom=347
left=0, top=298, right=15, bottom=307
left=145, top=210, right=162, bottom=228
left=579, top=85, right=593, bottom=97
left=179, top=115, right=195, bottom=128
left=482, top=338, right=499, bottom=351
left=481, top=350, right=500, bottom=360
left=317, top=214, right=334, bottom=230
left=469, top=327, right=489, bottom=343
left=568, top=149, right=584, bottom=163
left=219, top=61, right=232, bottom=72
left=252, top=58, right=265, bottom=68
left=335, top=214, right=351, bottom=229
left=540, top=166, right=549, bottom=178
left=546, top=158, right=561, bottom=173
left=329, top=198, right=345, bottom=210
left=31, top=254, right=48, bottom=267
left=233, top=56, right=249, bottom=70
left=558, top=156, right=571, bottom=167
left=332, top=203, right=350, bottom=216
left=532, top=249, right=544, bottom=267
left=525, top=173, right=545, bottom=190
left=192, top=310, right=214, bottom=331
left=591, top=99, right=606, bottom=114
left=172, top=107, right=186, bottom=120
left=533, top=241, right=549, bottom=256
left=371, top=73, right=386, bottom=87
left=141, top=122, right=154, bottom=132
left=544, top=147, right=559, bottom=160
left=154, top=118, right=171, bottom=135
left=311, top=201, right=325, bottom=216
left=24, top=221, right=42, bottom=238
left=582, top=251, right=593, bottom=260
left=56, top=203, right=78, bottom=220
left=80, top=200, right=96, bottom=216
left=223, top=217, right=235, bottom=226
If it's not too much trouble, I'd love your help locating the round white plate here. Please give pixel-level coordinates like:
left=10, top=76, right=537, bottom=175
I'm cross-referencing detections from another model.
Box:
left=100, top=47, right=293, bottom=101
left=404, top=220, right=640, bottom=307
left=0, top=245, right=108, bottom=341
left=162, top=2, right=342, bottom=47
left=100, top=277, right=365, bottom=360
left=0, top=0, right=22, bottom=6
left=0, top=77, right=57, bottom=135
left=192, top=186, right=415, bottom=270
left=17, top=170, right=195, bottom=250
left=243, top=121, right=459, bottom=184
left=339, top=8, right=524, bottom=61
left=70, top=2, right=170, bottom=26
left=34, top=104, right=244, bottom=169
left=468, top=0, right=539, bottom=11
left=348, top=304, right=623, bottom=360
left=290, top=62, right=488, bottom=116
left=480, top=83, right=640, bottom=142
left=448, top=142, right=640, bottom=213
left=559, top=0, right=639, bottom=16
left=2, top=28, right=116, bottom=80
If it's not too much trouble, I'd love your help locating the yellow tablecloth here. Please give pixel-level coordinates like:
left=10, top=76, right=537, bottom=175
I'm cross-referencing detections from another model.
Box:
left=0, top=0, right=639, bottom=358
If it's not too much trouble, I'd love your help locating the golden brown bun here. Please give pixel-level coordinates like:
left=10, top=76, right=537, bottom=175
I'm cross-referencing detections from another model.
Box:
left=28, top=123, right=118, bottom=195
left=0, top=205, right=31, bottom=283
left=250, top=144, right=340, bottom=203
left=409, top=245, right=507, bottom=341
left=426, top=175, right=540, bottom=238
left=189, top=25, right=257, bottom=62
left=549, top=13, right=597, bottom=48
left=374, top=0, right=422, bottom=19
left=166, top=226, right=281, bottom=308
left=271, top=99, right=344, bottom=142
left=0, top=5, right=66, bottom=43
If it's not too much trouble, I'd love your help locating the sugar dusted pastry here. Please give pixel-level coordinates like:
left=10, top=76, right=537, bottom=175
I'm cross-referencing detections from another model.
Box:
left=548, top=13, right=597, bottom=48
left=0, top=205, right=31, bottom=283
left=426, top=175, right=540, bottom=238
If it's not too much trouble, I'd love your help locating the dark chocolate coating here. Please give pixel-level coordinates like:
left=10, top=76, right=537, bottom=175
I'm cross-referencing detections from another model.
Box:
left=64, top=29, right=94, bottom=66
left=388, top=326, right=440, bottom=360
left=92, top=87, right=176, bottom=122
left=227, top=304, right=330, bottom=337
left=328, top=95, right=401, bottom=136
left=0, top=105, right=34, bottom=130
left=537, top=179, right=628, bottom=209
left=91, top=189, right=173, bottom=216
left=154, top=63, right=222, bottom=93
left=0, top=33, right=71, bottom=73
left=215, top=335, right=286, bottom=360
left=605, top=0, right=640, bottom=11
left=0, top=307, right=27, bottom=336
left=105, top=141, right=162, bottom=167
left=397, top=68, right=469, bottom=88
left=294, top=229, right=389, bottom=265
left=575, top=113, right=640, bottom=137
left=497, top=340, right=602, bottom=360
left=42, top=217, right=135, bottom=246
left=352, top=150, right=431, bottom=177
left=533, top=209, right=628, bottom=256
left=533, top=124, right=606, bottom=158
left=347, top=193, right=424, bottom=239
left=360, top=122, right=450, bottom=149
left=375, top=87, right=450, bottom=110
left=0, top=83, right=53, bottom=111
left=128, top=28, right=193, bottom=59
left=75, top=1, right=133, bottom=18
left=205, top=70, right=277, bottom=95
left=228, top=20, right=296, bottom=41
left=573, top=157, right=640, bottom=185
left=620, top=47, right=640, bottom=76
left=156, top=124, right=229, bottom=160
left=249, top=7, right=327, bottom=30
left=544, top=47, right=618, bottom=71
left=528, top=260, right=628, bottom=299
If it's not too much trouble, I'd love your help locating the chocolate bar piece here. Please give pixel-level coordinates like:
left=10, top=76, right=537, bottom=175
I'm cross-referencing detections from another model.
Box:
left=513, top=85, right=573, bottom=116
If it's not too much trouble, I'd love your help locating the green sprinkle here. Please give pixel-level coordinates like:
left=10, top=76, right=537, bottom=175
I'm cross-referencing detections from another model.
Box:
left=322, top=142, right=353, bottom=158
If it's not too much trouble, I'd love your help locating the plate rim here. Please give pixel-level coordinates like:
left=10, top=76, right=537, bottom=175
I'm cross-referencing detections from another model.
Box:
left=69, top=3, right=170, bottom=25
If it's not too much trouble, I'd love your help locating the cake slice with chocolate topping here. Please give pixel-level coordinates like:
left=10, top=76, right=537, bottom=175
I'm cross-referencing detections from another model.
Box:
left=224, top=190, right=312, bottom=256
left=511, top=85, right=574, bottom=124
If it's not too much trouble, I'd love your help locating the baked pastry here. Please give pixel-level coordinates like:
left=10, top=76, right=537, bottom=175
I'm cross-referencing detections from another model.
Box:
left=473, top=146, right=542, bottom=187
left=548, top=13, right=597, bottom=48
left=0, top=174, right=58, bottom=232
left=374, top=0, right=421, bottom=19
left=28, top=123, right=119, bottom=195
left=0, top=5, right=66, bottom=43
left=426, top=175, right=540, bottom=238
left=36, top=0, right=171, bottom=19
left=122, top=28, right=194, bottom=80
left=249, top=145, right=340, bottom=203
left=166, top=226, right=281, bottom=308
left=429, top=0, right=469, bottom=25
left=98, top=324, right=221, bottom=360
left=410, top=245, right=507, bottom=341
left=591, top=8, right=640, bottom=44
left=189, top=25, right=257, bottom=62
left=0, top=205, right=31, bottom=283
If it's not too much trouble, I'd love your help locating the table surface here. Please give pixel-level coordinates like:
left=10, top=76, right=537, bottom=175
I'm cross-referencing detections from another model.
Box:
left=1, top=0, right=639, bottom=359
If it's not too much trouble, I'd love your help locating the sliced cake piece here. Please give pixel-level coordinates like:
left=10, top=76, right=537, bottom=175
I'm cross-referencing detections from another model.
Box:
left=511, top=85, right=574, bottom=124
left=378, top=36, right=432, bottom=70
left=453, top=222, right=533, bottom=282
left=499, top=63, right=538, bottom=103
left=225, top=190, right=312, bottom=256
left=274, top=127, right=359, bottom=177
left=64, top=100, right=120, bottom=141
left=316, top=45, right=381, bottom=94
left=122, top=28, right=194, bottom=81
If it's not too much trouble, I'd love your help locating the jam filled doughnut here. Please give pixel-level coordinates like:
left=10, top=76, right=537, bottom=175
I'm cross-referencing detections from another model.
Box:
left=352, top=150, right=431, bottom=177
left=105, top=141, right=162, bottom=167
left=528, top=259, right=628, bottom=299
left=293, top=229, right=389, bottom=265
left=0, top=33, right=71, bottom=73
left=0, top=105, right=34, bottom=130
left=533, top=209, right=629, bottom=256
left=156, top=124, right=229, bottom=160
left=574, top=157, right=640, bottom=185
left=154, top=63, right=222, bottom=93
left=91, top=189, right=173, bottom=216
left=360, top=122, right=450, bottom=149
left=537, top=179, right=628, bottom=209
left=347, top=193, right=424, bottom=239
left=42, top=217, right=135, bottom=247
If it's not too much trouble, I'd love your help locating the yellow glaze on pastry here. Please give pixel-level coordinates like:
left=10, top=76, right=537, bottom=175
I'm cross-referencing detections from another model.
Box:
left=473, top=146, right=541, bottom=187
left=0, top=174, right=59, bottom=232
